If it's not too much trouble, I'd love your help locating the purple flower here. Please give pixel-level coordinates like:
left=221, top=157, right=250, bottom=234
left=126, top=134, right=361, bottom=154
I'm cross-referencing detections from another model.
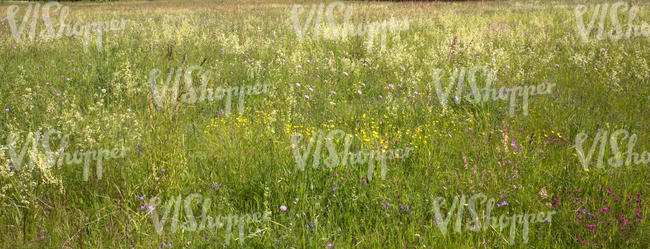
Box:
left=9, top=165, right=14, bottom=170
left=138, top=196, right=145, bottom=200
left=141, top=205, right=146, bottom=210
left=161, top=169, right=166, bottom=172
left=280, top=205, right=287, bottom=211
left=328, top=243, right=335, bottom=248
left=304, top=95, right=310, bottom=99
left=388, top=84, right=394, bottom=89
left=4, top=108, right=8, bottom=112
left=343, top=72, right=348, bottom=76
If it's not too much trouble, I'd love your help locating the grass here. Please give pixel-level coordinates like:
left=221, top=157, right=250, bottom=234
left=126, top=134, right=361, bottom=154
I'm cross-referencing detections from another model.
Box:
left=0, top=0, right=649, bottom=248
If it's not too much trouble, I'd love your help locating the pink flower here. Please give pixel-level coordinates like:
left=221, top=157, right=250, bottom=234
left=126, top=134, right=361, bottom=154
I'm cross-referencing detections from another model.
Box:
left=329, top=101, right=334, bottom=105
left=357, top=90, right=362, bottom=95
left=343, top=72, right=348, bottom=76
left=280, top=205, right=287, bottom=211
left=305, top=95, right=310, bottom=99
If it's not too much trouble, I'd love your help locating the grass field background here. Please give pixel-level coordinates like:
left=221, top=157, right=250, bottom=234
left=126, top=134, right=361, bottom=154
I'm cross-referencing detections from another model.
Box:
left=0, top=0, right=649, bottom=248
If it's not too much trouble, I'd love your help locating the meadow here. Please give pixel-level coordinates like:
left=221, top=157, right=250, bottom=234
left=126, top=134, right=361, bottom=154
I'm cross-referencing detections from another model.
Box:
left=0, top=0, right=649, bottom=248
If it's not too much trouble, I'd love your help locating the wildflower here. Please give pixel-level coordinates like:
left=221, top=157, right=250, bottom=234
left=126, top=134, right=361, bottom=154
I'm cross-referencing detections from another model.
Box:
left=328, top=243, right=335, bottom=248
left=357, top=90, right=362, bottom=95
left=4, top=108, right=8, bottom=112
left=309, top=88, right=313, bottom=92
left=305, top=95, right=310, bottom=99
left=280, top=205, right=287, bottom=211
left=138, top=196, right=145, bottom=200
left=9, top=165, right=14, bottom=170
left=388, top=84, right=394, bottom=89
left=329, top=101, right=334, bottom=105
left=343, top=72, right=348, bottom=76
